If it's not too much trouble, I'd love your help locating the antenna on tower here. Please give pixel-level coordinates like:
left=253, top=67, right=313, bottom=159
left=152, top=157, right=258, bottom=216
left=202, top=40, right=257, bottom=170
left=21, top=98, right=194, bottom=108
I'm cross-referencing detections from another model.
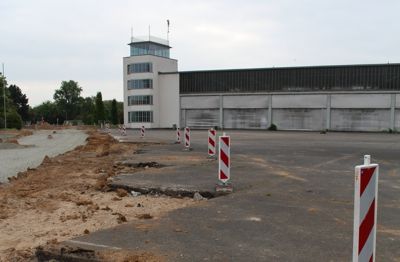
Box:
left=167, top=19, right=170, bottom=43
left=130, top=26, right=133, bottom=42
left=148, top=25, right=151, bottom=41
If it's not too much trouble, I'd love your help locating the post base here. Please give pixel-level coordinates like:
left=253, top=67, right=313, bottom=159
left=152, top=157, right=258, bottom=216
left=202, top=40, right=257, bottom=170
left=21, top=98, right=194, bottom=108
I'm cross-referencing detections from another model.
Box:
left=215, top=182, right=233, bottom=196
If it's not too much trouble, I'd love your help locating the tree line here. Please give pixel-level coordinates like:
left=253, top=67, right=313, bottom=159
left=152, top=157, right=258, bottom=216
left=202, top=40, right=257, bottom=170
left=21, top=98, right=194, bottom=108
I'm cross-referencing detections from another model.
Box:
left=0, top=75, right=122, bottom=129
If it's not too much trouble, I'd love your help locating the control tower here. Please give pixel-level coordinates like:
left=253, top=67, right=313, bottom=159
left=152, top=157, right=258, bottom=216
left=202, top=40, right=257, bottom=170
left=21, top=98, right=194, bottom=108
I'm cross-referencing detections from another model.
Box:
left=123, top=35, right=179, bottom=128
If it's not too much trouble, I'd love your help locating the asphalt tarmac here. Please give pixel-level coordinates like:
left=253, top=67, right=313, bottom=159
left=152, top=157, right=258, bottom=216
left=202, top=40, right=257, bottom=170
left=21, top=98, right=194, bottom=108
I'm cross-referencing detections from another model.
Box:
left=40, top=129, right=400, bottom=261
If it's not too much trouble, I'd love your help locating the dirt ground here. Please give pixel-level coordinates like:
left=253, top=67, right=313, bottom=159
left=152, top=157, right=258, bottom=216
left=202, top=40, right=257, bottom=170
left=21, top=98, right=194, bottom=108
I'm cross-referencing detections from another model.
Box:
left=0, top=129, right=33, bottom=144
left=0, top=129, right=195, bottom=261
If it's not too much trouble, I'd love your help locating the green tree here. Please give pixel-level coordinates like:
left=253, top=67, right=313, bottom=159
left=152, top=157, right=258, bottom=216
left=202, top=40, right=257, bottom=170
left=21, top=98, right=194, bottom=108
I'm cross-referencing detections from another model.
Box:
left=117, top=101, right=123, bottom=124
left=8, top=84, right=29, bottom=121
left=0, top=74, right=12, bottom=112
left=111, top=99, right=118, bottom=125
left=0, top=74, right=22, bottom=128
left=103, top=99, right=123, bottom=124
left=6, top=109, right=23, bottom=129
left=77, top=96, right=96, bottom=124
left=32, top=101, right=60, bottom=124
left=53, top=80, right=82, bottom=120
left=95, top=92, right=105, bottom=123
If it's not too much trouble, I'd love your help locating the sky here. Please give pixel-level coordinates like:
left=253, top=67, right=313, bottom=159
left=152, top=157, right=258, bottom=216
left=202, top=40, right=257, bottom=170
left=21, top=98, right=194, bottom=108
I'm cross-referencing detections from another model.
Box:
left=1, top=0, right=399, bottom=106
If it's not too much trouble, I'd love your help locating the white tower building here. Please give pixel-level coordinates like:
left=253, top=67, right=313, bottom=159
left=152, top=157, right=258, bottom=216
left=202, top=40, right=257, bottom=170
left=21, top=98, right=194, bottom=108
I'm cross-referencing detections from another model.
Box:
left=123, top=35, right=179, bottom=128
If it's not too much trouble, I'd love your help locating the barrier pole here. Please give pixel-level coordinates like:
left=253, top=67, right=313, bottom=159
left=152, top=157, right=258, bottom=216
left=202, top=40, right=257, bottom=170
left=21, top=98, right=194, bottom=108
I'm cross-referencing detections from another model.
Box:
left=353, top=155, right=379, bottom=262
left=140, top=125, right=145, bottom=138
left=184, top=127, right=191, bottom=150
left=208, top=128, right=216, bottom=158
left=176, top=128, right=181, bottom=144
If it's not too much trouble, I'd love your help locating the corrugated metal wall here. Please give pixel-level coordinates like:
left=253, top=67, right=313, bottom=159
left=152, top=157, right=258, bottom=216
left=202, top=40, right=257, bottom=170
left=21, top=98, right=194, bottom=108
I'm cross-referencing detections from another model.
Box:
left=180, top=64, right=400, bottom=94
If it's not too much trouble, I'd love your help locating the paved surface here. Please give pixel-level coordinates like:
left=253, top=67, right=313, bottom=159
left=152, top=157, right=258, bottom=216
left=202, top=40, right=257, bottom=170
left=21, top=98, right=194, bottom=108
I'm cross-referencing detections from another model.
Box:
left=50, top=129, right=400, bottom=261
left=0, top=129, right=88, bottom=182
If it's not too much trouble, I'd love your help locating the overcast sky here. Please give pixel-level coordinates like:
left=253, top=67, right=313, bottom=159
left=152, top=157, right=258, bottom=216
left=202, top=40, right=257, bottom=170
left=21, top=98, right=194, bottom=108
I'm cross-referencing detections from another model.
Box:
left=1, top=0, right=399, bottom=106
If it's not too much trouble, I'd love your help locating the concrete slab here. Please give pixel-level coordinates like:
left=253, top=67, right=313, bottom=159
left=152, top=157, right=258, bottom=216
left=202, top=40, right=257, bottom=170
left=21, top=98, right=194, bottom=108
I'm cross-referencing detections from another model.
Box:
left=39, top=130, right=400, bottom=261
left=109, top=142, right=219, bottom=197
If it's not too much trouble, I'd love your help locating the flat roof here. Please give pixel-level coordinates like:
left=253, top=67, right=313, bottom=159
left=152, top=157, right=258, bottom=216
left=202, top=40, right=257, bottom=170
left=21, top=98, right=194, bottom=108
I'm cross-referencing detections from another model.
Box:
left=128, top=41, right=171, bottom=48
left=178, top=62, right=400, bottom=74
left=128, top=35, right=171, bottom=48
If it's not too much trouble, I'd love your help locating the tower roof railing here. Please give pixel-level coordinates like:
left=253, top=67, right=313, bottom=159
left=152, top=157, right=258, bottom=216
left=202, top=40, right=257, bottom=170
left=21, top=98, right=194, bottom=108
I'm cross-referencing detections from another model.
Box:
left=130, top=35, right=170, bottom=47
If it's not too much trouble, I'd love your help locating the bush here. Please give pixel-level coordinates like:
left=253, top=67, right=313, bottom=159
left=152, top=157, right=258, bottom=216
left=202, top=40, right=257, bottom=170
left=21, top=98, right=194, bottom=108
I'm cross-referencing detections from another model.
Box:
left=5, top=110, right=23, bottom=129
left=268, top=123, right=277, bottom=131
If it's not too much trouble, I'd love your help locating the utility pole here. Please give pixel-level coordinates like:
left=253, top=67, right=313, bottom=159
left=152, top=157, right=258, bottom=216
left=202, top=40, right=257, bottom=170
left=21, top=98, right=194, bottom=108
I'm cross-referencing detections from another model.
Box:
left=2, top=63, right=6, bottom=129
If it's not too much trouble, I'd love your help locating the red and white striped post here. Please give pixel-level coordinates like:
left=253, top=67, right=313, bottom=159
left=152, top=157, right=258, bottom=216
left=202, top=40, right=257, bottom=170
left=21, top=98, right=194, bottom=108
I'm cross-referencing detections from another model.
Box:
left=353, top=155, right=379, bottom=262
left=175, top=128, right=181, bottom=144
left=218, top=132, right=230, bottom=184
left=184, top=127, right=190, bottom=150
left=208, top=128, right=216, bottom=158
left=122, top=124, right=127, bottom=136
left=140, top=125, right=145, bottom=138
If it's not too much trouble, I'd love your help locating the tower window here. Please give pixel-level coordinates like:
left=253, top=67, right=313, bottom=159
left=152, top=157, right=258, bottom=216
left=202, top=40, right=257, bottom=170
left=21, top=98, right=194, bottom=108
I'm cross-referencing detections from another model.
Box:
left=127, top=79, right=153, bottom=89
left=127, top=63, right=153, bottom=74
left=128, top=95, right=153, bottom=106
left=128, top=111, right=153, bottom=123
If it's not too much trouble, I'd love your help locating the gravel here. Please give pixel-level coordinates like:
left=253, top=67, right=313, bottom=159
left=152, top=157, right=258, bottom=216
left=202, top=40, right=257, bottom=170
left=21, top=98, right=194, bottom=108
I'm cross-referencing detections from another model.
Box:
left=0, top=129, right=88, bottom=182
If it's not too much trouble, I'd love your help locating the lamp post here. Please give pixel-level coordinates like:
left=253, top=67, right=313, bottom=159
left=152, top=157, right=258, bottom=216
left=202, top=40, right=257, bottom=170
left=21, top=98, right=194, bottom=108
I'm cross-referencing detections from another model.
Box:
left=2, top=63, right=6, bottom=129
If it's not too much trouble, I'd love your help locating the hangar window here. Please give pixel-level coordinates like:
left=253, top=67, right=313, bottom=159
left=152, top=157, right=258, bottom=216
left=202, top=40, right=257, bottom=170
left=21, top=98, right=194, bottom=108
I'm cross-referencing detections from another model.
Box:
left=127, top=79, right=153, bottom=89
left=127, top=63, right=153, bottom=74
left=128, top=95, right=153, bottom=106
left=128, top=111, right=153, bottom=123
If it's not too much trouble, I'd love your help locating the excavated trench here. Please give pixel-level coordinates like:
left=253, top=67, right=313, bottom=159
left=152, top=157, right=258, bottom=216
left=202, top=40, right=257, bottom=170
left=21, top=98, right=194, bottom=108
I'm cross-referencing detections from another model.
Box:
left=110, top=160, right=217, bottom=199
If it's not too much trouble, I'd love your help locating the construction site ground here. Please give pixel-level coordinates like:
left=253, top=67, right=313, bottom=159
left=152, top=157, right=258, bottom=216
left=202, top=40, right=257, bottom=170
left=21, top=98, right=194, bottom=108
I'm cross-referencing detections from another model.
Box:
left=37, top=129, right=400, bottom=261
left=0, top=128, right=195, bottom=261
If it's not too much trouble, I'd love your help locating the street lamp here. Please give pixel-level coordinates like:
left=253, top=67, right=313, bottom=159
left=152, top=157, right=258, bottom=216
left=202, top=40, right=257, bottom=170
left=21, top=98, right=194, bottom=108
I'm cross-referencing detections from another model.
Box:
left=2, top=63, right=6, bottom=129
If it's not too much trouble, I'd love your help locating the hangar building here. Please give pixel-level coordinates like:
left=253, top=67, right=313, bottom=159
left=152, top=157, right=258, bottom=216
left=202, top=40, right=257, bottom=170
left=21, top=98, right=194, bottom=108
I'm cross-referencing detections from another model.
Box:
left=124, top=36, right=400, bottom=131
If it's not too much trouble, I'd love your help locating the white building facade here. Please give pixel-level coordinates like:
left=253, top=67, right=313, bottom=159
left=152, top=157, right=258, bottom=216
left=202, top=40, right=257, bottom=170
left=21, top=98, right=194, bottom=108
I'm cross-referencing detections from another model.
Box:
left=123, top=36, right=179, bottom=129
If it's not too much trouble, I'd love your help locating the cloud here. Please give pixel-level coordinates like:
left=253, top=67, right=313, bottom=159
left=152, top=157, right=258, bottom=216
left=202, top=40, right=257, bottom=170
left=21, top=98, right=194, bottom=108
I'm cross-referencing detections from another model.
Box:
left=0, top=0, right=399, bottom=105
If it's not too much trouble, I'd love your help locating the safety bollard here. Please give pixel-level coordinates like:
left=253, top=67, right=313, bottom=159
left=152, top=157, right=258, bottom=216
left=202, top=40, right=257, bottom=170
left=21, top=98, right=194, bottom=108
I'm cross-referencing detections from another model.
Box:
left=140, top=125, right=145, bottom=138
left=208, top=128, right=216, bottom=158
left=175, top=128, right=181, bottom=144
left=184, top=127, right=191, bottom=150
left=215, top=132, right=233, bottom=194
left=353, top=154, right=379, bottom=262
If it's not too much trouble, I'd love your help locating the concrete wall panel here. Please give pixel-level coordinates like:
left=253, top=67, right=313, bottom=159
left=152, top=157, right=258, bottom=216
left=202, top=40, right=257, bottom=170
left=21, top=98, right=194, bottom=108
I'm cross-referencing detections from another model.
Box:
left=272, top=109, right=325, bottom=130
left=331, top=109, right=390, bottom=131
left=185, top=109, right=219, bottom=128
left=159, top=73, right=179, bottom=128
left=181, top=96, right=219, bottom=109
left=224, top=109, right=268, bottom=129
left=395, top=94, right=400, bottom=108
left=331, top=94, right=391, bottom=108
left=393, top=109, right=400, bottom=130
left=272, top=95, right=326, bottom=108
left=179, top=93, right=397, bottom=131
left=223, top=95, right=268, bottom=109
